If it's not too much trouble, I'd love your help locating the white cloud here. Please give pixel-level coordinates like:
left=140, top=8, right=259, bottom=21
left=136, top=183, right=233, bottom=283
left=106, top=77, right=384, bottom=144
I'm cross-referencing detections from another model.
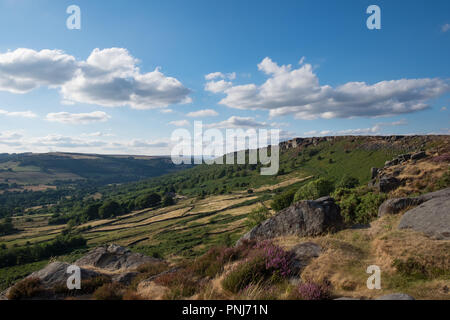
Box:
left=0, top=48, right=191, bottom=110
left=205, top=116, right=269, bottom=129
left=205, top=72, right=225, bottom=80
left=0, top=48, right=77, bottom=94
left=441, top=106, right=447, bottom=111
left=205, top=72, right=236, bottom=80
left=205, top=79, right=232, bottom=93
left=0, top=109, right=37, bottom=118
left=214, top=57, right=450, bottom=119
left=46, top=111, right=111, bottom=124
left=80, top=131, right=115, bottom=137
left=186, top=109, right=219, bottom=118
left=169, top=119, right=190, bottom=127
left=442, top=23, right=450, bottom=32
left=159, top=108, right=173, bottom=114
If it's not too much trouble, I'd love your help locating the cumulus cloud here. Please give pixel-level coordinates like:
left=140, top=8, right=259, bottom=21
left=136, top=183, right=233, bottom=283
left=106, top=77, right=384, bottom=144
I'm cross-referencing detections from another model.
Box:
left=186, top=109, right=219, bottom=118
left=442, top=23, right=450, bottom=32
left=0, top=48, right=191, bottom=110
left=205, top=72, right=236, bottom=80
left=0, top=109, right=37, bottom=118
left=169, top=119, right=190, bottom=127
left=204, top=79, right=232, bottom=93
left=46, top=111, right=111, bottom=124
left=205, top=116, right=269, bottom=129
left=0, top=48, right=77, bottom=93
left=213, top=57, right=450, bottom=119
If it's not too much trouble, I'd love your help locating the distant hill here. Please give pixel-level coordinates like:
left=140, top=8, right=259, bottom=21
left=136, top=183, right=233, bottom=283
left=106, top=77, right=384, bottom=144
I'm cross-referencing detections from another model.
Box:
left=0, top=152, right=192, bottom=188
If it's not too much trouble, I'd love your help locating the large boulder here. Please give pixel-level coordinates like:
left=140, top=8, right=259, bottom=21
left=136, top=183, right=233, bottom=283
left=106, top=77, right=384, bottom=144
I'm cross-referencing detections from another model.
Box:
left=378, top=198, right=423, bottom=217
left=398, top=197, right=450, bottom=240
left=0, top=262, right=103, bottom=300
left=238, top=197, right=342, bottom=244
left=75, top=244, right=161, bottom=271
left=27, top=262, right=102, bottom=289
left=378, top=187, right=450, bottom=217
left=378, top=176, right=402, bottom=193
left=289, top=242, right=322, bottom=275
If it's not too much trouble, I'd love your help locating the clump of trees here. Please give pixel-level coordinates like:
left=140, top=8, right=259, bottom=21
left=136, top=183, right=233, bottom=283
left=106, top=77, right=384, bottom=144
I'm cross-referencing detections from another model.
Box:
left=293, top=178, right=335, bottom=202
left=48, top=191, right=175, bottom=227
left=0, top=217, right=18, bottom=236
left=0, top=234, right=87, bottom=268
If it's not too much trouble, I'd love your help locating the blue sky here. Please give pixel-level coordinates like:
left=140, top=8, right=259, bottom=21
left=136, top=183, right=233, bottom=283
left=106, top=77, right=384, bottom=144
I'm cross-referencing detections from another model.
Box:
left=0, top=0, right=449, bottom=155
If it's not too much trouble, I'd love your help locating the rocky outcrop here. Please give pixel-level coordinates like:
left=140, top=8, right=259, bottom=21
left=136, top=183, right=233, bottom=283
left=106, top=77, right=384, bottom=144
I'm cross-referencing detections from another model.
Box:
left=378, top=198, right=423, bottom=217
left=370, top=167, right=379, bottom=179
left=411, top=151, right=426, bottom=160
left=378, top=187, right=450, bottom=217
left=398, top=196, right=450, bottom=240
left=0, top=262, right=103, bottom=300
left=75, top=244, right=161, bottom=271
left=238, top=197, right=343, bottom=244
left=376, top=293, right=415, bottom=300
left=27, top=262, right=102, bottom=289
left=289, top=242, right=322, bottom=275
left=378, top=176, right=402, bottom=193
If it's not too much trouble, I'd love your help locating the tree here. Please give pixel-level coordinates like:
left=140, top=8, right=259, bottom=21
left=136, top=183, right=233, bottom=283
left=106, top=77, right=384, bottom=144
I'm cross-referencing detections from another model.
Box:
left=294, top=178, right=334, bottom=202
left=336, top=175, right=359, bottom=189
left=135, top=193, right=161, bottom=209
left=271, top=189, right=296, bottom=212
left=99, top=200, right=121, bottom=219
left=162, top=195, right=175, bottom=207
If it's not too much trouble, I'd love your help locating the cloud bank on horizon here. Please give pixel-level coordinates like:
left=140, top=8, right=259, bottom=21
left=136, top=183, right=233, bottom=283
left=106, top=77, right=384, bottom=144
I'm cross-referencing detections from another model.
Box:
left=0, top=48, right=449, bottom=155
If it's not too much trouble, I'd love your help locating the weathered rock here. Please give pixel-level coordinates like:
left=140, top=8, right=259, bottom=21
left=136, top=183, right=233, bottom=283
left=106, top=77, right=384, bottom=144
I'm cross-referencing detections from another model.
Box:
left=289, top=242, right=322, bottom=275
left=237, top=197, right=342, bottom=244
left=378, top=198, right=423, bottom=217
left=378, top=176, right=402, bottom=192
left=28, top=262, right=102, bottom=289
left=112, top=272, right=139, bottom=285
left=376, top=293, right=415, bottom=300
left=370, top=167, right=379, bottom=179
left=378, top=187, right=450, bottom=217
left=416, top=187, right=450, bottom=202
left=398, top=197, right=450, bottom=240
left=75, top=244, right=161, bottom=271
left=411, top=151, right=426, bottom=160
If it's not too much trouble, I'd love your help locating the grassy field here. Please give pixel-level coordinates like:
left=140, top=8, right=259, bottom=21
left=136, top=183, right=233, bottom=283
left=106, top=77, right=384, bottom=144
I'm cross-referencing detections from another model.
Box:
left=0, top=172, right=307, bottom=290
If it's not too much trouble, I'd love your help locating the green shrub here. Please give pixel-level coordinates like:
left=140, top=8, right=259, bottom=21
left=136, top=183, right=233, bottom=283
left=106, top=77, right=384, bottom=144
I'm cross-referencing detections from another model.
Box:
left=294, top=178, right=334, bottom=202
left=332, top=187, right=386, bottom=224
left=336, top=175, right=359, bottom=189
left=436, top=169, right=450, bottom=189
left=271, top=189, right=295, bottom=211
left=222, top=255, right=268, bottom=293
left=246, top=206, right=270, bottom=229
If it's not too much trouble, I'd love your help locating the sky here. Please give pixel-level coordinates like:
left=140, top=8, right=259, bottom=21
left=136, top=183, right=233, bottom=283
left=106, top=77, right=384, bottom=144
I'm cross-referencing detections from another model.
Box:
left=0, top=0, right=449, bottom=155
